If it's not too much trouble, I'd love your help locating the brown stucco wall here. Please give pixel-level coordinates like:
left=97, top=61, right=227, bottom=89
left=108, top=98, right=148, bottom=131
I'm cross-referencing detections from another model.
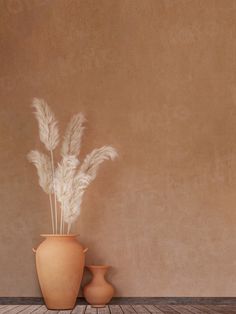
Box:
left=0, top=0, right=236, bottom=297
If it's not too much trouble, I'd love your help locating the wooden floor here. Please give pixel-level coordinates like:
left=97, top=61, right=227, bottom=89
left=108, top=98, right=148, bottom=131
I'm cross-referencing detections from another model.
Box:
left=0, top=304, right=236, bottom=314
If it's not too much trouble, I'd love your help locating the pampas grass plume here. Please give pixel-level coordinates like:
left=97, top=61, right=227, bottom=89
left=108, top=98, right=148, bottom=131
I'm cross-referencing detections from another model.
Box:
left=32, top=98, right=59, bottom=151
left=27, top=150, right=53, bottom=194
left=28, top=98, right=118, bottom=233
left=61, top=113, right=86, bottom=157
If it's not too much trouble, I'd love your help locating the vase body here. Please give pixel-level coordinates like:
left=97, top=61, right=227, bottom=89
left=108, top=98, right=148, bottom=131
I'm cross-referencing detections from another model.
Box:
left=34, top=234, right=86, bottom=310
left=83, top=265, right=114, bottom=308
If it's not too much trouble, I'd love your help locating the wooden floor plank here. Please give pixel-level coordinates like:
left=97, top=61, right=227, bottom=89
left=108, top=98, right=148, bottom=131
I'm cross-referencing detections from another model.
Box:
left=71, top=305, right=86, bottom=314
left=0, top=305, right=20, bottom=313
left=109, top=305, right=123, bottom=314
left=192, top=306, right=219, bottom=314
left=19, top=305, right=42, bottom=313
left=179, top=305, right=205, bottom=314
left=143, top=305, right=164, bottom=313
left=97, top=307, right=110, bottom=314
left=169, top=305, right=195, bottom=314
left=4, top=305, right=32, bottom=313
left=206, top=305, right=236, bottom=313
left=31, top=305, right=48, bottom=314
left=132, top=305, right=150, bottom=313
left=85, top=306, right=97, bottom=314
left=155, top=305, right=179, bottom=314
left=3, top=304, right=236, bottom=314
left=120, top=305, right=136, bottom=313
left=0, top=307, right=8, bottom=313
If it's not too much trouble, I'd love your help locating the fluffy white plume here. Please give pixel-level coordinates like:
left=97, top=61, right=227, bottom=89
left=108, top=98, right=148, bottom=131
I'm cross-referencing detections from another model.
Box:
left=62, top=146, right=118, bottom=224
left=61, top=113, right=86, bottom=157
left=63, top=173, right=91, bottom=224
left=79, top=146, right=118, bottom=180
left=55, top=155, right=91, bottom=225
left=27, top=150, right=53, bottom=194
left=55, top=155, right=79, bottom=203
left=28, top=98, right=118, bottom=233
left=32, top=98, right=59, bottom=151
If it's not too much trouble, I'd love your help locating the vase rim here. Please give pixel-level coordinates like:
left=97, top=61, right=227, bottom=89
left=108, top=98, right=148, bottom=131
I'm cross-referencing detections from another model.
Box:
left=86, top=265, right=110, bottom=269
left=40, top=234, right=79, bottom=238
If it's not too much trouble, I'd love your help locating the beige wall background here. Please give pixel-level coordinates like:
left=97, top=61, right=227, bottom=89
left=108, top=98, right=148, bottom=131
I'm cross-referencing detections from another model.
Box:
left=0, top=0, right=236, bottom=297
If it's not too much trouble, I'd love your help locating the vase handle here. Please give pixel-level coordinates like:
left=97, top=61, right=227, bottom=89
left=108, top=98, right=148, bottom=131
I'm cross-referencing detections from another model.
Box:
left=32, top=248, right=37, bottom=253
left=83, top=247, right=88, bottom=253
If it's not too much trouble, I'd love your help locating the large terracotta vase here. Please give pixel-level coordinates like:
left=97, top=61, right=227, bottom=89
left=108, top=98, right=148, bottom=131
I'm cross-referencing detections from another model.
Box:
left=83, top=265, right=114, bottom=308
left=33, top=234, right=88, bottom=310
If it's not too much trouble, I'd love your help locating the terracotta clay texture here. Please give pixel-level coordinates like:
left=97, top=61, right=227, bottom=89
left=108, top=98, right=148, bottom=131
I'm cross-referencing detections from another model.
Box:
left=1, top=0, right=236, bottom=297
left=34, top=235, right=86, bottom=310
left=84, top=266, right=114, bottom=308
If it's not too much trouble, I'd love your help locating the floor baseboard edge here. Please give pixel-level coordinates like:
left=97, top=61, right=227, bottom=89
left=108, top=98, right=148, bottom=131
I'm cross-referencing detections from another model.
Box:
left=0, top=297, right=236, bottom=305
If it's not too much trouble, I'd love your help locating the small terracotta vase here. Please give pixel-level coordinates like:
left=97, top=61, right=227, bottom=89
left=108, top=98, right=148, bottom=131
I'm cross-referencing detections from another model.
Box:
left=83, top=265, right=114, bottom=308
left=33, top=234, right=88, bottom=310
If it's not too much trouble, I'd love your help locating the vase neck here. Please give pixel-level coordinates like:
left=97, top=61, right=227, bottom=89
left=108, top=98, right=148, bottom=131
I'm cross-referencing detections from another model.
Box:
left=87, top=266, right=109, bottom=278
left=41, top=234, right=79, bottom=240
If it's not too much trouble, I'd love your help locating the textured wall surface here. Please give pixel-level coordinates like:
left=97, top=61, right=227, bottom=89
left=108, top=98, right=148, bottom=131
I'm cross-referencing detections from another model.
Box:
left=0, top=0, right=236, bottom=297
